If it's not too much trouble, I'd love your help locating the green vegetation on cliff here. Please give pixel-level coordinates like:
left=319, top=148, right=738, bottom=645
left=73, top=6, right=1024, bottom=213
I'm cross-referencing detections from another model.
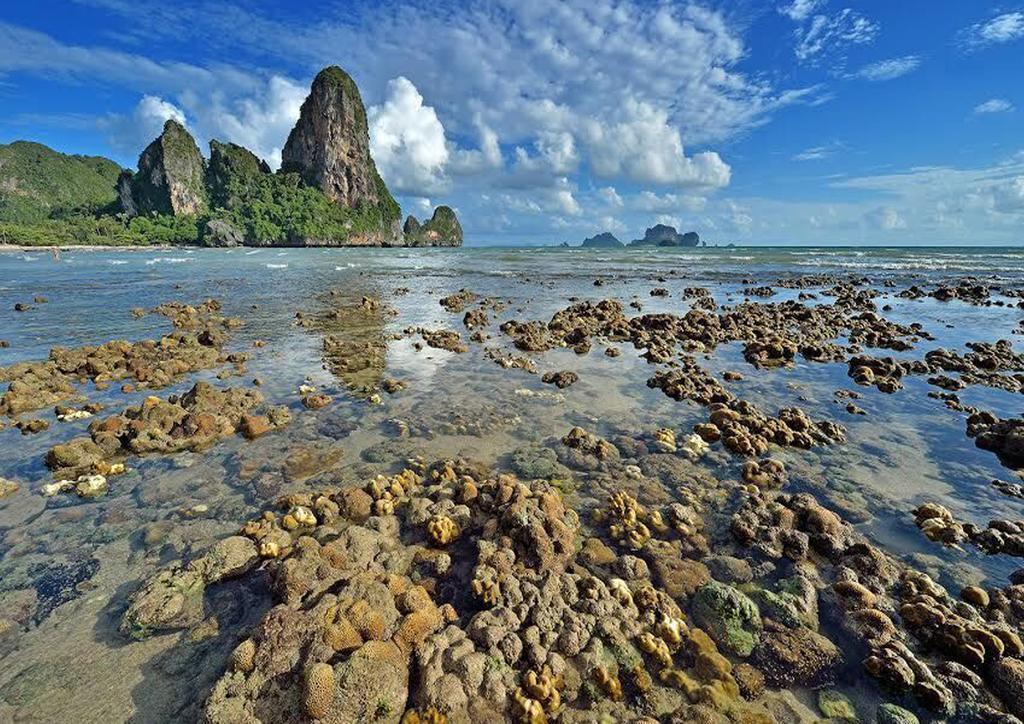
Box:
left=207, top=168, right=399, bottom=245
left=0, top=141, right=122, bottom=223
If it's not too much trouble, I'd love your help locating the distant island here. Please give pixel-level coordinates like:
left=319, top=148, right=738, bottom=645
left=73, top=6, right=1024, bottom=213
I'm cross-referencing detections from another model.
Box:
left=0, top=66, right=461, bottom=248
left=577, top=224, right=702, bottom=249
left=580, top=232, right=624, bottom=248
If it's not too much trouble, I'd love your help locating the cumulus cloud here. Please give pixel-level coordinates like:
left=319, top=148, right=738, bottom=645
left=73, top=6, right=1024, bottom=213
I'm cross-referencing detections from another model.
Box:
left=369, top=76, right=449, bottom=196
left=960, top=11, right=1024, bottom=49
left=200, top=75, right=305, bottom=169
left=502, top=178, right=581, bottom=216
left=101, top=94, right=186, bottom=157
left=851, top=56, right=921, bottom=81
left=974, top=98, right=1014, bottom=114
left=582, top=99, right=731, bottom=188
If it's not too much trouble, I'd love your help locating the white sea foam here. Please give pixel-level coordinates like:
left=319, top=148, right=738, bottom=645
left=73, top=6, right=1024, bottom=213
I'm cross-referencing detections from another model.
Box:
left=265, top=263, right=288, bottom=269
left=145, top=257, right=194, bottom=265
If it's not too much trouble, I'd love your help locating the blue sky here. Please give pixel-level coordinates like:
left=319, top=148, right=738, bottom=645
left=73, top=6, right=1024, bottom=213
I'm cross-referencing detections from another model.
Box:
left=1, top=1, right=1022, bottom=246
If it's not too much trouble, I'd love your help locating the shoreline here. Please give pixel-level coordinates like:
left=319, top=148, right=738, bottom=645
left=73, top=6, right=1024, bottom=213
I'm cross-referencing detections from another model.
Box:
left=0, top=243, right=179, bottom=252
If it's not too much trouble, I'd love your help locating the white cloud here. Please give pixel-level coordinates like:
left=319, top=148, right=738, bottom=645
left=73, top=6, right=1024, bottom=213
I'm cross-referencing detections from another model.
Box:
left=866, top=207, right=907, bottom=230
left=782, top=4, right=880, bottom=62
left=597, top=215, right=627, bottom=234
left=502, top=177, right=581, bottom=216
left=851, top=55, right=921, bottom=81
left=792, top=142, right=843, bottom=161
left=369, top=76, right=449, bottom=195
left=101, top=94, right=186, bottom=156
left=961, top=11, right=1024, bottom=49
left=199, top=75, right=305, bottom=170
left=582, top=98, right=731, bottom=188
left=974, top=98, right=1015, bottom=114
left=449, top=117, right=503, bottom=176
left=633, top=190, right=707, bottom=213
left=993, top=176, right=1024, bottom=213
left=779, top=0, right=825, bottom=22
left=597, top=187, right=623, bottom=208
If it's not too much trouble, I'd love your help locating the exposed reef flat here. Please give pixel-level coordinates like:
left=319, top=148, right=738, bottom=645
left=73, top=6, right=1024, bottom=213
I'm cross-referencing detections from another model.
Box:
left=1, top=247, right=1024, bottom=722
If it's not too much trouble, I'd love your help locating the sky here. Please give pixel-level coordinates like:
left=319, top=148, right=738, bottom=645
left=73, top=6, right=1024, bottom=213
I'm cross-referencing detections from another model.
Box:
left=0, top=1, right=1022, bottom=246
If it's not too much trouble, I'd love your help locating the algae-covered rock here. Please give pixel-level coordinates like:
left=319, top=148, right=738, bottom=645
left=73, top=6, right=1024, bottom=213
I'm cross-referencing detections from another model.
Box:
left=817, top=689, right=857, bottom=720
left=877, top=703, right=920, bottom=724
left=120, top=535, right=258, bottom=638
left=690, top=581, right=762, bottom=657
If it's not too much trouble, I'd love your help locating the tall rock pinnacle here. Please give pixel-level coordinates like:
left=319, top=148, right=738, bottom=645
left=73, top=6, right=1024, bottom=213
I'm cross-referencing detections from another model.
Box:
left=280, top=66, right=388, bottom=211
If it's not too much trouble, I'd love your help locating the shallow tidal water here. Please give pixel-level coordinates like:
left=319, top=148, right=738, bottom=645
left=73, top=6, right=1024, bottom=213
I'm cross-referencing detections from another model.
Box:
left=0, top=245, right=1022, bottom=722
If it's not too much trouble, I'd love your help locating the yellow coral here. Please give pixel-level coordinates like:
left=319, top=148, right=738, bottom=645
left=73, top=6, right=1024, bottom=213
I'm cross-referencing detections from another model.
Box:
left=520, top=666, right=563, bottom=714
left=401, top=707, right=447, bottom=724
left=653, top=427, right=677, bottom=453
left=512, top=689, right=548, bottom=724
left=593, top=666, right=624, bottom=702
left=609, top=578, right=633, bottom=607
left=657, top=615, right=687, bottom=650
left=638, top=631, right=673, bottom=668
left=426, top=515, right=459, bottom=546
left=471, top=570, right=502, bottom=606
left=302, top=662, right=335, bottom=719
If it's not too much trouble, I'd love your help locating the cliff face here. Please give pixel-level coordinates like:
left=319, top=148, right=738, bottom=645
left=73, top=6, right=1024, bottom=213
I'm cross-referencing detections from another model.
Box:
left=404, top=206, right=463, bottom=247
left=283, top=69, right=382, bottom=206
left=280, top=66, right=401, bottom=243
left=127, top=120, right=208, bottom=216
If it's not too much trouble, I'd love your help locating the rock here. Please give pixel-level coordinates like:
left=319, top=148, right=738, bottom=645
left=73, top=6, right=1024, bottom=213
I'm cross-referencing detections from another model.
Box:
left=877, top=703, right=920, bottom=724
left=125, top=120, right=208, bottom=216
left=280, top=65, right=400, bottom=240
left=206, top=139, right=270, bottom=208
left=580, top=232, right=623, bottom=248
left=817, top=689, right=857, bottom=720
left=690, top=581, right=762, bottom=657
left=990, top=657, right=1024, bottom=718
left=752, top=626, right=842, bottom=688
left=238, top=413, right=273, bottom=440
left=403, top=215, right=422, bottom=238
left=406, top=206, right=463, bottom=247
left=116, top=170, right=137, bottom=216
left=510, top=446, right=562, bottom=479
left=0, top=477, right=18, bottom=499
left=705, top=555, right=753, bottom=584
left=120, top=535, right=258, bottom=638
left=202, top=218, right=245, bottom=247
left=629, top=224, right=699, bottom=247
left=330, top=640, right=407, bottom=722
left=541, top=370, right=578, bottom=389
